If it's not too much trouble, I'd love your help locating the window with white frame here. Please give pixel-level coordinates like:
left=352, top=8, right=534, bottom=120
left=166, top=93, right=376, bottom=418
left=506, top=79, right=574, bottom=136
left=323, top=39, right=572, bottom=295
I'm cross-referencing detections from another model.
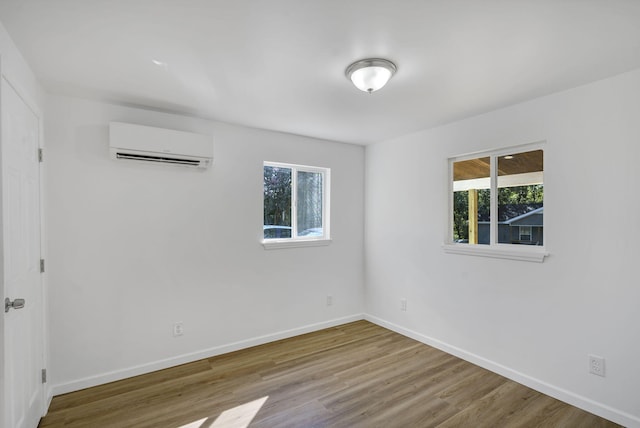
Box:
left=447, top=144, right=546, bottom=261
left=263, top=162, right=330, bottom=246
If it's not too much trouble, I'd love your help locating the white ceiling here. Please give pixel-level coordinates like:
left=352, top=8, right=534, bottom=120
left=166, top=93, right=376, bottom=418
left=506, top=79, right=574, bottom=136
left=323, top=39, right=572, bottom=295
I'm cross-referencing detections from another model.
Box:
left=1, top=0, right=640, bottom=144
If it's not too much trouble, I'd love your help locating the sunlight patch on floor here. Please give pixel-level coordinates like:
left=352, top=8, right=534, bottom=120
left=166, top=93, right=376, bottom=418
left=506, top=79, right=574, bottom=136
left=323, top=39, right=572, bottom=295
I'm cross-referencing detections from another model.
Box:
left=177, top=396, right=269, bottom=428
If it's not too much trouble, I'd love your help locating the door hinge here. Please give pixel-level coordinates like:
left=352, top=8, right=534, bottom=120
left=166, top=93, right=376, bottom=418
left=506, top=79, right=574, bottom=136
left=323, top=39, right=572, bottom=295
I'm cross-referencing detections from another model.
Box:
left=42, top=369, right=47, bottom=384
left=40, top=259, right=45, bottom=273
left=38, top=148, right=43, bottom=163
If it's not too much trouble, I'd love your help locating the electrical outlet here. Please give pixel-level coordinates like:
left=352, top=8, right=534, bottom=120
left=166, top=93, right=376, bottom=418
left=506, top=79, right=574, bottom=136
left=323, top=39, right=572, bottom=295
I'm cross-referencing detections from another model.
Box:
left=400, top=298, right=407, bottom=312
left=173, top=322, right=184, bottom=337
left=326, top=295, right=333, bottom=306
left=589, top=354, right=605, bottom=377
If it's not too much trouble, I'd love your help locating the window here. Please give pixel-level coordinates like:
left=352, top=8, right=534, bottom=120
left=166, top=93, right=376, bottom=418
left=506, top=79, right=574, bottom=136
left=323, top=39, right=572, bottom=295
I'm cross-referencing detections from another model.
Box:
left=263, top=162, right=330, bottom=248
left=519, top=226, right=532, bottom=242
left=446, top=144, right=546, bottom=262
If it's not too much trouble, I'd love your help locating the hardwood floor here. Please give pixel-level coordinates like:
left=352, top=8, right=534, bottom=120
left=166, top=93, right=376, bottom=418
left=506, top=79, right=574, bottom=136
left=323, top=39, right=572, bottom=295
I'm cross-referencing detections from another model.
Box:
left=39, top=321, right=620, bottom=427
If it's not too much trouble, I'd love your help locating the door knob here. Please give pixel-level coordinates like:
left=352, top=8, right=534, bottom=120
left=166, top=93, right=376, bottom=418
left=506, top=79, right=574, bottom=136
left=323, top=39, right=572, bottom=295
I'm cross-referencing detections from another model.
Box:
left=4, top=298, right=25, bottom=313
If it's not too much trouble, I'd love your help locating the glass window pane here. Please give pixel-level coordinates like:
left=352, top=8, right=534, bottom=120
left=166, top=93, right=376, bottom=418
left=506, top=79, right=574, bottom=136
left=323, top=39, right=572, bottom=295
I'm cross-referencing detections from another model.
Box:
left=497, top=149, right=543, bottom=245
left=296, top=171, right=323, bottom=237
left=452, top=157, right=490, bottom=244
left=263, top=166, right=292, bottom=239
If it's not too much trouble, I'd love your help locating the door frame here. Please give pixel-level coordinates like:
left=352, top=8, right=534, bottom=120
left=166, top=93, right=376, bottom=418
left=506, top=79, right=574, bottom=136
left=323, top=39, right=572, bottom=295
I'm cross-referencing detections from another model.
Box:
left=0, top=52, right=5, bottom=428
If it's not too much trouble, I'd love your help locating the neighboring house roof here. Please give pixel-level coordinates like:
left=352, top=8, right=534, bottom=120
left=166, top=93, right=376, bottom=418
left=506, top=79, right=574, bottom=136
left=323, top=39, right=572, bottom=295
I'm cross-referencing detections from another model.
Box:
left=478, top=203, right=543, bottom=222
left=504, top=207, right=544, bottom=225
left=478, top=204, right=544, bottom=226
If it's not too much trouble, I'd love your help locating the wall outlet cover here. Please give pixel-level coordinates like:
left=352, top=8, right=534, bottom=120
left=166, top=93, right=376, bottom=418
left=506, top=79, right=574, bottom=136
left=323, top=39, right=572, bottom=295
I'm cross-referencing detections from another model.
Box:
left=589, top=354, right=605, bottom=377
left=173, top=322, right=184, bottom=337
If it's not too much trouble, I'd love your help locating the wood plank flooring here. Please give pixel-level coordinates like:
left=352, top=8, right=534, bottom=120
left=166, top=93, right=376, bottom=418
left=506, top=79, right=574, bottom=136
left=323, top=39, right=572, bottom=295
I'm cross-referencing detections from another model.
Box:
left=39, top=321, right=620, bottom=427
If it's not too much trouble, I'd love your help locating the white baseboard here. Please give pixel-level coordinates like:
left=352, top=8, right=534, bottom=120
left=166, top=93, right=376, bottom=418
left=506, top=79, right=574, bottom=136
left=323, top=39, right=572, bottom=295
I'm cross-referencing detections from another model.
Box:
left=51, top=313, right=364, bottom=397
left=365, top=314, right=640, bottom=428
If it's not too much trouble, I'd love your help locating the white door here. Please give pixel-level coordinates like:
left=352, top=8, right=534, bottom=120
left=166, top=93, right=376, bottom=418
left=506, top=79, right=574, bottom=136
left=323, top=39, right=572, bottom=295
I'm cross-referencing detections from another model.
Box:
left=1, top=76, right=44, bottom=428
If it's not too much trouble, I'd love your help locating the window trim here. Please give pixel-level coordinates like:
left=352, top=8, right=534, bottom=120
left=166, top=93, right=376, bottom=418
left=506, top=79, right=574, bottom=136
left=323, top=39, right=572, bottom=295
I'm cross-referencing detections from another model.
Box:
left=442, top=242, right=547, bottom=262
left=262, top=161, right=331, bottom=249
left=445, top=142, right=548, bottom=262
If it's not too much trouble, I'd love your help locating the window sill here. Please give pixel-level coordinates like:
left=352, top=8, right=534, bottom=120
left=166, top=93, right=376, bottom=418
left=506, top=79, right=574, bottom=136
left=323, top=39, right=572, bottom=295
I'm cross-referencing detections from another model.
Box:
left=262, top=238, right=332, bottom=250
left=442, top=243, right=548, bottom=263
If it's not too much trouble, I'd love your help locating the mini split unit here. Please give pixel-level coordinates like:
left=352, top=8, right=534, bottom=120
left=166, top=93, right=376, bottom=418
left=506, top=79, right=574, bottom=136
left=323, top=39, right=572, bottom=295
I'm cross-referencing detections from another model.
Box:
left=109, top=122, right=213, bottom=168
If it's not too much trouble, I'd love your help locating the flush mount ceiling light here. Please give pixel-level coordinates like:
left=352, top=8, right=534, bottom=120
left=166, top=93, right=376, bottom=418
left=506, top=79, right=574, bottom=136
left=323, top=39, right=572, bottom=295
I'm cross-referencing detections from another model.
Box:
left=345, top=58, right=397, bottom=93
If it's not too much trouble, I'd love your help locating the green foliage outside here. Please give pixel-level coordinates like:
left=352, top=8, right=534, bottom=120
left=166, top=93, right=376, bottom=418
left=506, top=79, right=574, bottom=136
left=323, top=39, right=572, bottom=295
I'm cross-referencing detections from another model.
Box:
left=264, top=166, right=291, bottom=227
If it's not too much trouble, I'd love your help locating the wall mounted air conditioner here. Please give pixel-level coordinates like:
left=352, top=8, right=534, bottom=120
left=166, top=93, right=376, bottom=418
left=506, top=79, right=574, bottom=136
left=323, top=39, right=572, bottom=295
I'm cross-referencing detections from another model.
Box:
left=109, top=122, right=213, bottom=168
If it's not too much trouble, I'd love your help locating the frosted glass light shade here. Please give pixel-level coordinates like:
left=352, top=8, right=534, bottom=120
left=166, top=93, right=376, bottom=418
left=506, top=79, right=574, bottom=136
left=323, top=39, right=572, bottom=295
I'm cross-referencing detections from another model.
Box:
left=345, top=58, right=397, bottom=93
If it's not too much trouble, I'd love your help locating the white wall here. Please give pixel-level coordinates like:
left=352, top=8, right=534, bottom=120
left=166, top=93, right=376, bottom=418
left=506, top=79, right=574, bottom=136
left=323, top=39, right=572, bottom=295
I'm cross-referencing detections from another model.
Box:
left=0, top=21, right=44, bottom=108
left=45, top=95, right=365, bottom=394
left=365, top=69, right=640, bottom=427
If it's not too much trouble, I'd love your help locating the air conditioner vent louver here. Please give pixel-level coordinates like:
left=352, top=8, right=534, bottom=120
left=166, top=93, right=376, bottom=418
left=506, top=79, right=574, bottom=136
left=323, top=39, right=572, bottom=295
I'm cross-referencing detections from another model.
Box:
left=109, top=122, right=213, bottom=168
left=115, top=152, right=201, bottom=166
